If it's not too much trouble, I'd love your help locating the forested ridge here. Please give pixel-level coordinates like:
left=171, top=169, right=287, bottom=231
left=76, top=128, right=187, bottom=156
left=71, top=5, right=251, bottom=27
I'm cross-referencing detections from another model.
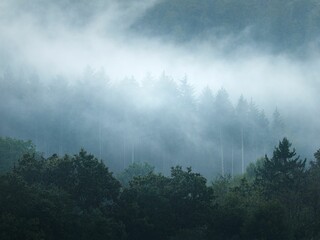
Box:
left=134, top=0, right=320, bottom=53
left=0, top=69, right=291, bottom=178
left=3, top=0, right=320, bottom=53
left=1, top=137, right=320, bottom=239
left=1, top=0, right=320, bottom=239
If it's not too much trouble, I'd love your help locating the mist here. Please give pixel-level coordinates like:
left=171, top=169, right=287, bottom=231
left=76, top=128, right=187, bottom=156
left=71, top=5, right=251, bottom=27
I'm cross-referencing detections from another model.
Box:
left=1, top=0, right=319, bottom=177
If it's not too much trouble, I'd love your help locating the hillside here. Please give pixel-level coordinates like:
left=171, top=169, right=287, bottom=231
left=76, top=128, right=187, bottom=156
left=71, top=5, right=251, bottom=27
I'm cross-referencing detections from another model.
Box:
left=133, top=0, right=320, bottom=52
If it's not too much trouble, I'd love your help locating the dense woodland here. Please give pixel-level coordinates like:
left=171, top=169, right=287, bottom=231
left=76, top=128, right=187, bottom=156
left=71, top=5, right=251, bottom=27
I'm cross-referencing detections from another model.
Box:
left=0, top=69, right=289, bottom=178
left=1, top=0, right=320, bottom=239
left=1, top=137, right=320, bottom=239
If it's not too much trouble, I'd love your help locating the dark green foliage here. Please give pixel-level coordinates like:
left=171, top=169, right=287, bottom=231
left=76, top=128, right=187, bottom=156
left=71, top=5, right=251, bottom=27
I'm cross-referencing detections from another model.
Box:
left=117, top=162, right=155, bottom=187
left=14, top=149, right=121, bottom=209
left=57, top=149, right=121, bottom=209
left=169, top=167, right=213, bottom=229
left=315, top=149, right=320, bottom=162
left=243, top=201, right=288, bottom=240
left=303, top=148, right=320, bottom=238
left=209, top=177, right=250, bottom=239
left=0, top=137, right=36, bottom=173
left=0, top=173, right=74, bottom=240
left=120, top=166, right=213, bottom=240
left=254, top=138, right=309, bottom=238
left=0, top=150, right=124, bottom=240
left=245, top=157, right=265, bottom=182
left=13, top=153, right=46, bottom=184
left=1, top=139, right=320, bottom=239
left=255, top=138, right=306, bottom=198
left=119, top=173, right=171, bottom=240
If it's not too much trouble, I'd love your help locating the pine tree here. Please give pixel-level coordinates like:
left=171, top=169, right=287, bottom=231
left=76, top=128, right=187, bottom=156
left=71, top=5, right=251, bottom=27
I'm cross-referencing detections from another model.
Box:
left=255, top=138, right=306, bottom=197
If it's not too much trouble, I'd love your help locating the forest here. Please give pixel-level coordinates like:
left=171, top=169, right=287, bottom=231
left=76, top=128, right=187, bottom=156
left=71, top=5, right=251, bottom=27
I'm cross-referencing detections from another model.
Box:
left=1, top=0, right=320, bottom=54
left=0, top=69, right=288, bottom=178
left=134, top=0, right=320, bottom=53
left=1, top=0, right=320, bottom=239
left=1, top=137, right=320, bottom=239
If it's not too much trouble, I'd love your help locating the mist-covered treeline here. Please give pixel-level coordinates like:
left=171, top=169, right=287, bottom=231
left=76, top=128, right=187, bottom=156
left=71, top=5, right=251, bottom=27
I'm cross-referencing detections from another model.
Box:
left=0, top=68, right=287, bottom=177
left=135, top=0, right=320, bottom=53
left=1, top=1, right=320, bottom=238
left=1, top=138, right=320, bottom=239
left=0, top=0, right=320, bottom=176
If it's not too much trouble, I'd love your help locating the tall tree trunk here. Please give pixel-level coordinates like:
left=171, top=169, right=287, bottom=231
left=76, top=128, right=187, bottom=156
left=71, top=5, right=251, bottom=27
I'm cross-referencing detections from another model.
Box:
left=98, top=120, right=102, bottom=160
left=131, top=141, right=135, bottom=164
left=231, top=139, right=234, bottom=178
left=123, top=136, right=126, bottom=169
left=241, top=127, right=244, bottom=174
left=220, top=129, right=224, bottom=176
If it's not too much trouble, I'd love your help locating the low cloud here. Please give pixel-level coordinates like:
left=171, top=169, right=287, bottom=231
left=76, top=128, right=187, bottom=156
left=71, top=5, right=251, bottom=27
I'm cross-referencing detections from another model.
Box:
left=1, top=0, right=319, bottom=159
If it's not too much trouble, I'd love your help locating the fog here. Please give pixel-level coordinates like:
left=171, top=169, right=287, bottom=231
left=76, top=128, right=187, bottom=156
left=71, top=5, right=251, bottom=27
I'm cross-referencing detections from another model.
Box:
left=1, top=0, right=319, bottom=177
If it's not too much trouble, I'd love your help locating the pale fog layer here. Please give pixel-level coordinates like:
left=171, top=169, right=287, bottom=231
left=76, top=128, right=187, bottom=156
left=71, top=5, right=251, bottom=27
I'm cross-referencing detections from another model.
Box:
left=0, top=0, right=319, bottom=166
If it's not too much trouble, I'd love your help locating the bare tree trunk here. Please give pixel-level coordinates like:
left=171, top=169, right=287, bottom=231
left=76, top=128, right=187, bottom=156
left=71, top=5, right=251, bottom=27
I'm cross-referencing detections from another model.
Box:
left=99, top=120, right=102, bottom=160
left=131, top=141, right=135, bottom=164
left=123, top=137, right=126, bottom=169
left=220, top=129, right=224, bottom=177
left=241, top=127, right=244, bottom=174
left=231, top=139, right=234, bottom=178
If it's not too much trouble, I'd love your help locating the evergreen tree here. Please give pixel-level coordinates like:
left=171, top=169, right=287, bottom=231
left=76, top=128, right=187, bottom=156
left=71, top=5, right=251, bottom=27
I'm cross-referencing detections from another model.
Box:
left=0, top=137, right=36, bottom=173
left=271, top=108, right=285, bottom=144
left=255, top=138, right=306, bottom=197
left=236, top=95, right=249, bottom=174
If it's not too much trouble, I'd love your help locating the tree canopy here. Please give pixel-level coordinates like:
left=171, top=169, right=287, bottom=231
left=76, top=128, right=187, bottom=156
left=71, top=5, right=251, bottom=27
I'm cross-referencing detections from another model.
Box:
left=1, top=139, right=320, bottom=239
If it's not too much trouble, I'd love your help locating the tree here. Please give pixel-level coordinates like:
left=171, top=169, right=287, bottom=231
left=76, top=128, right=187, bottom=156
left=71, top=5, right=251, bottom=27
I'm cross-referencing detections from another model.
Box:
left=255, top=138, right=306, bottom=197
left=245, top=157, right=265, bottom=182
left=1, top=149, right=125, bottom=240
left=0, top=137, right=36, bottom=173
left=255, top=138, right=307, bottom=237
left=314, top=149, right=320, bottom=162
left=198, top=86, right=215, bottom=140
left=208, top=176, right=248, bottom=240
left=214, top=88, right=235, bottom=176
left=48, top=149, right=121, bottom=209
left=243, top=200, right=288, bottom=240
left=304, top=148, right=320, bottom=238
left=169, top=166, right=213, bottom=231
left=271, top=108, right=285, bottom=144
left=117, top=162, right=155, bottom=187
left=236, top=96, right=249, bottom=174
left=0, top=172, right=76, bottom=240
left=13, top=149, right=121, bottom=209
left=178, top=77, right=196, bottom=110
left=119, top=166, right=213, bottom=240
left=119, top=172, right=171, bottom=240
